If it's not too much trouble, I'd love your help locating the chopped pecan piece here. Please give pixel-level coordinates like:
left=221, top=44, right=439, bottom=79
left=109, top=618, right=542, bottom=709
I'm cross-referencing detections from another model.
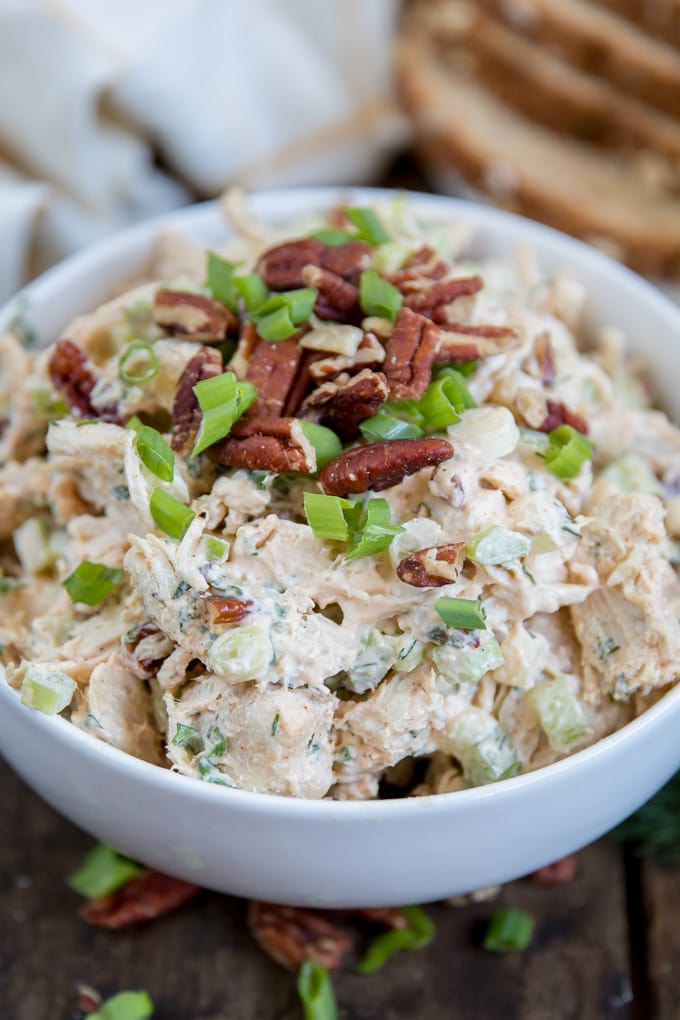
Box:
left=302, top=265, right=360, bottom=322
left=401, top=276, right=483, bottom=319
left=518, top=390, right=588, bottom=435
left=309, top=332, right=385, bottom=384
left=534, top=332, right=556, bottom=386
left=355, top=907, right=409, bottom=930
left=282, top=349, right=326, bottom=417
left=533, top=855, right=577, bottom=885
left=75, top=984, right=102, bottom=1015
left=257, top=238, right=326, bottom=289
left=388, top=246, right=448, bottom=286
left=298, top=369, right=389, bottom=439
left=120, top=620, right=174, bottom=679
left=245, top=336, right=304, bottom=418
left=171, top=347, right=223, bottom=455
left=49, top=339, right=121, bottom=423
left=205, top=595, right=253, bottom=627
left=208, top=416, right=316, bottom=473
left=229, top=320, right=260, bottom=379
left=321, top=240, right=372, bottom=285
left=318, top=437, right=453, bottom=496
left=397, top=543, right=464, bottom=587
left=435, top=323, right=519, bottom=363
left=80, top=871, right=199, bottom=929
left=154, top=289, right=235, bottom=342
left=383, top=307, right=439, bottom=400
left=248, top=902, right=352, bottom=972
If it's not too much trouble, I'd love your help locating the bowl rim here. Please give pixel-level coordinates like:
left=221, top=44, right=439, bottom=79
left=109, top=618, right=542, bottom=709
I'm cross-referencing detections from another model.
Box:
left=3, top=184, right=680, bottom=817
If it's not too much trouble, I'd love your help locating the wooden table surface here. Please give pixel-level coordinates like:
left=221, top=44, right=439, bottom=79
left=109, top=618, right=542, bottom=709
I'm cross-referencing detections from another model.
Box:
left=2, top=154, right=679, bottom=1020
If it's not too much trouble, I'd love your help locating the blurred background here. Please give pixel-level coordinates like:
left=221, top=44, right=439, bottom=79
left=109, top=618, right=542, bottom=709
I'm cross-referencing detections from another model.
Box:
left=2, top=1, right=680, bottom=1017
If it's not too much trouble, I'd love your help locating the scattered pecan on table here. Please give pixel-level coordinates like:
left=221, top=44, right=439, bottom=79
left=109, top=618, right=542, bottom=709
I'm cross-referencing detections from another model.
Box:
left=397, top=543, right=465, bottom=588
left=533, top=854, right=577, bottom=885
left=171, top=346, right=223, bottom=455
left=154, top=289, right=237, bottom=341
left=435, top=323, right=520, bottom=364
left=247, top=902, right=352, bottom=972
left=80, top=870, right=199, bottom=929
left=208, top=416, right=316, bottom=473
left=204, top=595, right=253, bottom=627
left=382, top=306, right=440, bottom=401
left=298, top=368, right=389, bottom=439
left=318, top=438, right=454, bottom=496
left=49, top=339, right=121, bottom=423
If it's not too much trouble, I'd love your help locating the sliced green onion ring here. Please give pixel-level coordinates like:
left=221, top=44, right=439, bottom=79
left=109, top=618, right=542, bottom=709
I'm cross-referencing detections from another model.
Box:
left=63, top=561, right=124, bottom=606
left=149, top=488, right=195, bottom=540
left=359, top=409, right=423, bottom=442
left=118, top=342, right=159, bottom=386
left=417, top=369, right=476, bottom=430
left=358, top=270, right=403, bottom=321
left=304, top=492, right=355, bottom=542
left=345, top=498, right=404, bottom=561
left=255, top=305, right=297, bottom=341
left=483, top=908, right=535, bottom=952
left=191, top=371, right=257, bottom=457
left=297, top=959, right=337, bottom=1020
left=69, top=843, right=142, bottom=899
left=342, top=206, right=390, bottom=245
left=434, top=596, right=486, bottom=630
left=206, top=251, right=239, bottom=310
left=299, top=421, right=342, bottom=469
left=544, top=425, right=594, bottom=480
left=235, top=272, right=269, bottom=311
left=136, top=425, right=174, bottom=482
left=308, top=227, right=355, bottom=245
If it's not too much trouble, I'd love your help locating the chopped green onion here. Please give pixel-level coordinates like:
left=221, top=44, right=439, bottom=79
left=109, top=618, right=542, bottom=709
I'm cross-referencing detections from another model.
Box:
left=434, top=359, right=478, bottom=378
left=88, top=990, right=154, bottom=1020
left=417, top=369, right=476, bottom=430
left=255, top=304, right=297, bottom=341
left=149, top=488, right=195, bottom=540
left=299, top=421, right=342, bottom=469
left=345, top=498, right=404, bottom=561
left=206, top=252, right=239, bottom=310
left=467, top=525, right=532, bottom=565
left=443, top=708, right=522, bottom=786
left=297, top=959, right=337, bottom=1020
left=358, top=270, right=403, bottom=321
left=253, top=288, right=318, bottom=327
left=125, top=415, right=143, bottom=433
left=343, top=206, right=390, bottom=245
left=33, top=388, right=69, bottom=420
left=384, top=399, right=427, bottom=428
left=118, top=342, right=159, bottom=386
left=359, top=409, right=423, bottom=442
left=191, top=371, right=257, bottom=457
left=69, top=843, right=142, bottom=899
left=207, top=625, right=274, bottom=681
left=355, top=905, right=435, bottom=974
left=171, top=723, right=204, bottom=754
left=202, top=535, right=230, bottom=563
left=304, top=492, right=355, bottom=542
left=64, top=561, right=124, bottom=606
left=435, top=596, right=486, bottom=630
left=20, top=667, right=76, bottom=715
left=235, top=272, right=269, bottom=311
left=308, top=227, right=355, bottom=245
left=136, top=425, right=174, bottom=482
left=483, top=908, right=534, bottom=952
left=544, top=425, right=594, bottom=480
left=528, top=675, right=590, bottom=751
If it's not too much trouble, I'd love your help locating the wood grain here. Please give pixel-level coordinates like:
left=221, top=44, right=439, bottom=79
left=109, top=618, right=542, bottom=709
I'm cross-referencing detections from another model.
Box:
left=0, top=757, right=636, bottom=1020
left=642, top=858, right=680, bottom=1020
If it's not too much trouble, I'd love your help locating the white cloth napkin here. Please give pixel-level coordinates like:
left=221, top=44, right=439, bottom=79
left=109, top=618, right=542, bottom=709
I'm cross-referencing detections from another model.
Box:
left=0, top=0, right=404, bottom=302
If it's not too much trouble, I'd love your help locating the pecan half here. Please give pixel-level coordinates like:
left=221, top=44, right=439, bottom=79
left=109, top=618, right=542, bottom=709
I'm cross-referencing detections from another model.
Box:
left=435, top=323, right=519, bottom=363
left=245, top=336, right=304, bottom=418
left=298, top=369, right=389, bottom=439
left=171, top=347, right=223, bottom=455
left=401, top=276, right=483, bottom=319
left=248, top=902, right=352, bottom=972
left=120, top=620, right=175, bottom=679
left=282, top=349, right=326, bottom=417
left=383, top=307, right=439, bottom=400
left=154, top=289, right=235, bottom=342
left=397, top=543, right=464, bottom=587
left=309, top=332, right=385, bottom=384
left=205, top=595, right=253, bottom=627
left=388, top=246, right=448, bottom=286
left=321, top=240, right=372, bottom=285
left=49, top=339, right=121, bottom=423
left=302, top=265, right=360, bottom=322
left=318, top=437, right=453, bottom=495
left=80, top=871, right=199, bottom=929
left=257, top=238, right=326, bottom=289
left=208, top=416, right=316, bottom=473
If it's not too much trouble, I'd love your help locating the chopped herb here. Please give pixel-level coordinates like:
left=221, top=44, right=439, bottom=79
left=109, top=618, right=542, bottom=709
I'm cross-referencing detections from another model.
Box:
left=172, top=581, right=191, bottom=599
left=521, top=563, right=536, bottom=584
left=596, top=637, right=621, bottom=660
left=171, top=724, right=204, bottom=755
left=113, top=484, right=130, bottom=501
left=562, top=525, right=582, bottom=539
left=0, top=577, right=23, bottom=594
left=271, top=713, right=280, bottom=737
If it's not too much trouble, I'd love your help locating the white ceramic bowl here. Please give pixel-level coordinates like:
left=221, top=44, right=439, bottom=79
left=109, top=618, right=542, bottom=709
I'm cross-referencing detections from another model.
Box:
left=2, top=188, right=680, bottom=908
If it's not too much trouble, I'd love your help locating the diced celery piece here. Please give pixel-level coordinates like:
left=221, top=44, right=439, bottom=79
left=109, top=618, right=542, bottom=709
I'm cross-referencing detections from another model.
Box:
left=388, top=518, right=442, bottom=568
left=528, top=675, right=590, bottom=751
left=13, top=518, right=55, bottom=574
left=202, top=535, right=229, bottom=564
left=442, top=708, right=522, bottom=786
left=20, top=667, right=76, bottom=715
left=207, top=625, right=273, bottom=681
left=467, top=525, right=531, bottom=565
left=599, top=454, right=663, bottom=496
left=370, top=239, right=420, bottom=275
left=432, top=631, right=504, bottom=685
left=347, top=630, right=400, bottom=694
